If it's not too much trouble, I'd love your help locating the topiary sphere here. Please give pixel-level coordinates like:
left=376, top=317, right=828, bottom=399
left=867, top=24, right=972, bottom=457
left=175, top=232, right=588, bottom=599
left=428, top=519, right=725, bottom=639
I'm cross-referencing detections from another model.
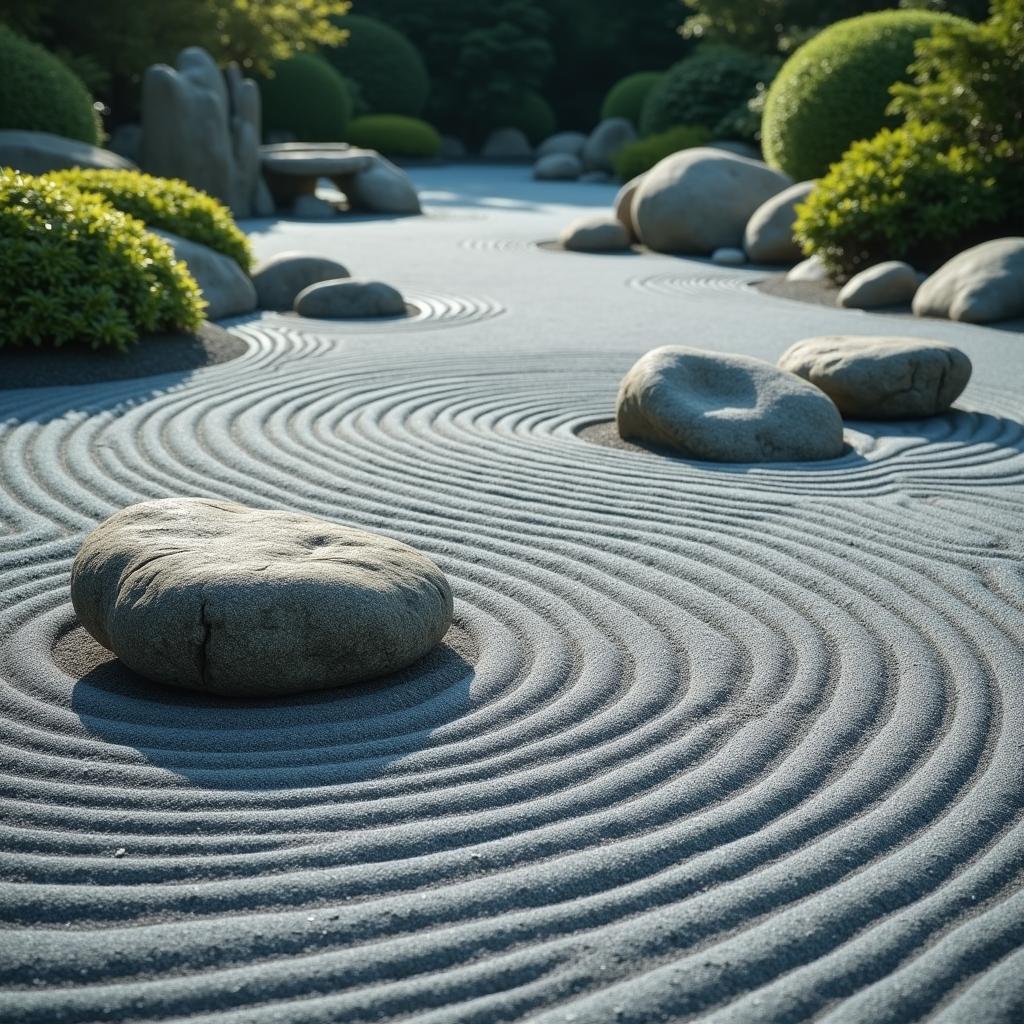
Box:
left=0, top=170, right=204, bottom=350
left=325, top=15, right=430, bottom=117
left=345, top=115, right=441, bottom=159
left=492, top=92, right=557, bottom=145
left=0, top=26, right=101, bottom=144
left=601, top=72, right=664, bottom=127
left=762, top=9, right=968, bottom=182
left=260, top=54, right=353, bottom=143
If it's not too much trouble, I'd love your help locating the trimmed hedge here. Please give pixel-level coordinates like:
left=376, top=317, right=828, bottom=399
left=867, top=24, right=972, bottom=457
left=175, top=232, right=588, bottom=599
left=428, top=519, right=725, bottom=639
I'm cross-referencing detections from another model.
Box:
left=640, top=46, right=778, bottom=137
left=601, top=72, right=664, bottom=127
left=612, top=125, right=713, bottom=181
left=345, top=115, right=441, bottom=159
left=0, top=26, right=101, bottom=145
left=492, top=91, right=557, bottom=145
left=762, top=9, right=966, bottom=181
left=0, top=170, right=204, bottom=350
left=50, top=169, right=253, bottom=271
left=326, top=15, right=429, bottom=117
left=793, top=123, right=1007, bottom=281
left=260, top=54, right=353, bottom=143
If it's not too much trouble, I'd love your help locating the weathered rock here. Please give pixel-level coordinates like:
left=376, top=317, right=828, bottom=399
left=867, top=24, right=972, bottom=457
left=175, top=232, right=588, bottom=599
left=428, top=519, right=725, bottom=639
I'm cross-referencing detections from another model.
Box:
left=778, top=335, right=971, bottom=418
left=140, top=47, right=267, bottom=218
left=536, top=132, right=587, bottom=159
left=0, top=129, right=136, bottom=174
left=712, top=247, right=746, bottom=266
left=632, top=148, right=791, bottom=255
left=533, top=153, right=582, bottom=180
left=838, top=261, right=920, bottom=309
left=70, top=498, right=453, bottom=696
left=613, top=175, right=643, bottom=242
left=913, top=238, right=1024, bottom=324
left=559, top=216, right=631, bottom=253
left=582, top=118, right=636, bottom=173
left=786, top=255, right=829, bottom=283
left=153, top=230, right=256, bottom=320
left=294, top=279, right=406, bottom=319
left=617, top=345, right=844, bottom=462
left=344, top=156, right=422, bottom=215
left=743, top=181, right=814, bottom=264
left=292, top=194, right=337, bottom=219
left=481, top=128, right=533, bottom=160
left=252, top=253, right=351, bottom=311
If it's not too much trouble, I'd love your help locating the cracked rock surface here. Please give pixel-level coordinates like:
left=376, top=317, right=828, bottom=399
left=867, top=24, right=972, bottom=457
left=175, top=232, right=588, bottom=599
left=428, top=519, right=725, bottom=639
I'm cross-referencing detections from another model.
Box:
left=69, top=498, right=453, bottom=696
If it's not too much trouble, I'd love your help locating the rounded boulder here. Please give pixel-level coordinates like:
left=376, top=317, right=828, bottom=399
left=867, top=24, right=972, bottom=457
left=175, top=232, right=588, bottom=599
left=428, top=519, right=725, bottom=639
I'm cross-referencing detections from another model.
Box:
left=559, top=216, right=631, bottom=253
left=252, top=252, right=351, bottom=311
left=294, top=279, right=406, bottom=318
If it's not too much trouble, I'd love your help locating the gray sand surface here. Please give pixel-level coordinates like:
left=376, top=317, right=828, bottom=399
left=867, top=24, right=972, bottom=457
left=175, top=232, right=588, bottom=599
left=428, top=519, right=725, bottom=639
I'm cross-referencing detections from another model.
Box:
left=1, top=165, right=1022, bottom=1023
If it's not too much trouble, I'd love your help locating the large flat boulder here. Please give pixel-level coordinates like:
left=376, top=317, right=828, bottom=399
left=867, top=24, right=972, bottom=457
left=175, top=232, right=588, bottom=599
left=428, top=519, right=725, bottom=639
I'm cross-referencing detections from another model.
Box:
left=743, top=180, right=814, bottom=264
left=0, top=129, right=136, bottom=174
left=633, top=148, right=792, bottom=255
left=617, top=345, right=843, bottom=462
left=252, top=252, right=350, bottom=311
left=153, top=230, right=256, bottom=320
left=70, top=498, right=453, bottom=696
left=779, top=335, right=971, bottom=419
left=913, top=238, right=1024, bottom=324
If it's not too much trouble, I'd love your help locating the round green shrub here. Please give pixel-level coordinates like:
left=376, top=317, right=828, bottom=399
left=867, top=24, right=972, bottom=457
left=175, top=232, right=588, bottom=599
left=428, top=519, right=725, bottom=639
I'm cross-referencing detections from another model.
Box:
left=325, top=15, right=430, bottom=117
left=0, top=170, right=205, bottom=350
left=49, top=169, right=253, bottom=271
left=0, top=26, right=101, bottom=145
left=762, top=9, right=968, bottom=182
left=492, top=91, right=557, bottom=145
left=600, top=72, right=664, bottom=127
left=345, top=115, right=441, bottom=159
left=612, top=125, right=713, bottom=181
left=640, top=46, right=779, bottom=137
left=260, top=54, right=353, bottom=143
left=793, top=122, right=1011, bottom=281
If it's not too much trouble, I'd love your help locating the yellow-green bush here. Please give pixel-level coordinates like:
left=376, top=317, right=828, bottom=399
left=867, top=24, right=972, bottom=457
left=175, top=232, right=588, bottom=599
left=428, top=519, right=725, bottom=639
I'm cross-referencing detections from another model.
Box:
left=50, top=169, right=253, bottom=270
left=345, top=115, right=441, bottom=159
left=612, top=125, right=712, bottom=181
left=0, top=170, right=205, bottom=350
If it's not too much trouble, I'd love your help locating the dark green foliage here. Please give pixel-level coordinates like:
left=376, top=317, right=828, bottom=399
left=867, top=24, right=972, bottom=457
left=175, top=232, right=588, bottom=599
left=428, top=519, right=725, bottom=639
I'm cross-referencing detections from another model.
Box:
left=601, top=72, right=664, bottom=127
left=762, top=9, right=965, bottom=181
left=49, top=169, right=253, bottom=270
left=612, top=125, right=713, bottom=181
left=640, top=45, right=779, bottom=137
left=0, top=170, right=205, bottom=350
left=0, top=26, right=101, bottom=144
left=492, top=92, right=557, bottom=144
left=260, top=54, right=353, bottom=143
left=793, top=123, right=1013, bottom=280
left=324, top=15, right=429, bottom=116
left=345, top=115, right=441, bottom=158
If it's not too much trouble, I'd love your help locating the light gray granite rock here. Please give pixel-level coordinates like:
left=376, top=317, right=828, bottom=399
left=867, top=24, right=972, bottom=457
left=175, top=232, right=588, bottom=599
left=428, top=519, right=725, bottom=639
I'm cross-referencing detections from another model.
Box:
left=294, top=279, right=406, bottom=318
left=633, top=148, right=791, bottom=255
left=481, top=128, right=533, bottom=160
left=613, top=174, right=643, bottom=242
left=70, top=498, right=453, bottom=696
left=786, top=255, right=829, bottom=282
left=252, top=253, right=350, bottom=311
left=345, top=156, right=422, bottom=215
left=536, top=132, right=587, bottom=159
left=617, top=345, right=844, bottom=462
left=712, top=247, right=746, bottom=266
left=0, top=129, right=136, bottom=174
left=778, top=335, right=971, bottom=419
left=533, top=153, right=582, bottom=181
left=913, top=238, right=1024, bottom=324
left=838, top=261, right=920, bottom=309
left=559, top=216, right=631, bottom=253
left=153, top=230, right=256, bottom=320
left=582, top=118, right=636, bottom=173
left=743, top=181, right=814, bottom=264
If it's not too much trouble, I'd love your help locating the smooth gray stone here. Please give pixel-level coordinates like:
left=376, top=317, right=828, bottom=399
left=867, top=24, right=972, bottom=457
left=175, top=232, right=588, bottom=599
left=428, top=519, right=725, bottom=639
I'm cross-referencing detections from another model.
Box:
left=712, top=247, right=746, bottom=266
left=533, top=153, right=582, bottom=181
left=613, top=175, right=643, bottom=242
left=536, top=132, right=587, bottom=159
left=152, top=230, right=256, bottom=320
left=439, top=135, right=467, bottom=159
left=70, top=498, right=453, bottom=696
left=838, top=261, right=920, bottom=309
left=0, top=129, right=136, bottom=174
left=292, top=195, right=337, bottom=220
left=579, top=170, right=613, bottom=184
left=633, top=147, right=791, bottom=255
left=294, top=279, right=406, bottom=318
left=582, top=118, right=636, bottom=173
left=617, top=345, right=844, bottom=462
left=778, top=335, right=972, bottom=419
left=252, top=253, right=350, bottom=311
left=743, top=181, right=815, bottom=265
left=344, top=156, right=422, bottom=215
left=481, top=128, right=533, bottom=160
left=913, top=237, right=1024, bottom=324
left=787, top=255, right=829, bottom=282
left=559, top=216, right=631, bottom=253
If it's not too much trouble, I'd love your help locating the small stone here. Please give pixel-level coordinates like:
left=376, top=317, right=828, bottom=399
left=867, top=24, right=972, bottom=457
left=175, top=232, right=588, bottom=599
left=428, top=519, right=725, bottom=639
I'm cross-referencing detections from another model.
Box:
left=838, top=261, right=920, bottom=309
left=480, top=128, right=532, bottom=160
left=252, top=253, right=351, bottom=311
left=743, top=181, right=815, bottom=265
left=579, top=170, right=614, bottom=184
left=292, top=194, right=337, bottom=219
left=533, top=153, right=582, bottom=181
left=786, top=255, right=829, bottom=283
left=113, top=848, right=126, bottom=858
left=711, top=247, right=746, bottom=266
left=294, top=279, right=406, bottom=319
left=778, top=335, right=971, bottom=419
left=559, top=216, right=631, bottom=253
left=439, top=135, right=467, bottom=160
left=582, top=118, right=637, bottom=173
left=536, top=132, right=587, bottom=159
left=617, top=345, right=843, bottom=462
left=913, top=237, right=1024, bottom=324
